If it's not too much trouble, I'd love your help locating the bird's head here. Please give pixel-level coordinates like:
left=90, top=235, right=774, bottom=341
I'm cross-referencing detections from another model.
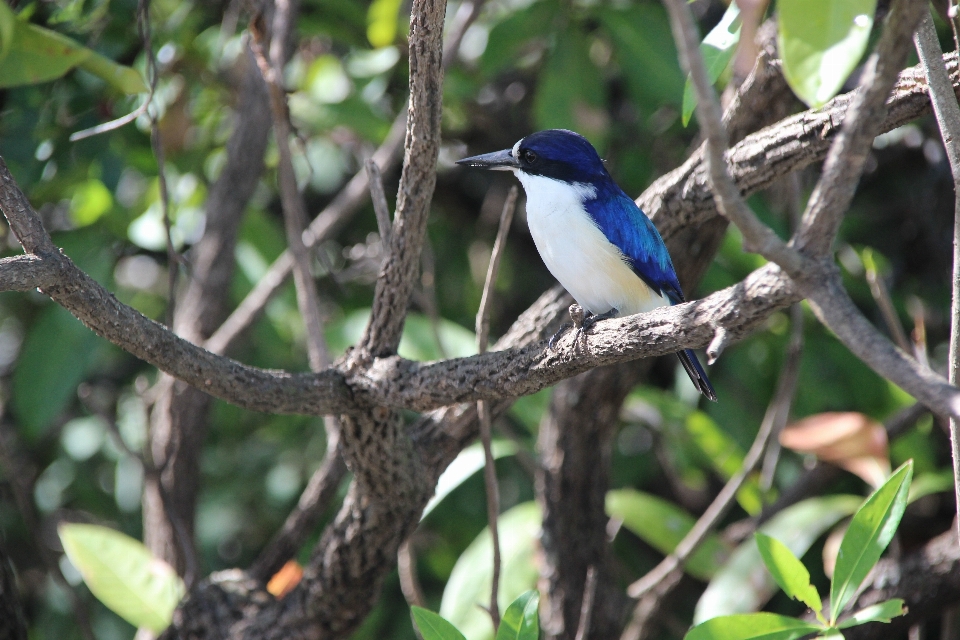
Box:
left=457, top=129, right=608, bottom=185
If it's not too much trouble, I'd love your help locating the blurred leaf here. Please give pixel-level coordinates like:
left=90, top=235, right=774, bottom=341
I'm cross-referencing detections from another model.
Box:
left=695, top=495, right=861, bottom=623
left=59, top=524, right=184, bottom=632
left=423, top=441, right=516, bottom=519
left=908, top=469, right=954, bottom=503
left=684, top=612, right=821, bottom=640
left=599, top=3, right=684, bottom=111
left=836, top=598, right=906, bottom=629
left=777, top=0, right=877, bottom=107
left=780, top=412, right=889, bottom=487
left=533, top=26, right=607, bottom=146
left=830, top=460, right=912, bottom=623
left=606, top=489, right=729, bottom=580
left=70, top=178, right=113, bottom=227
left=326, top=309, right=477, bottom=361
left=367, top=0, right=403, bottom=48
left=481, top=0, right=555, bottom=76
left=754, top=533, right=823, bottom=619
left=0, top=20, right=144, bottom=92
left=495, top=590, right=539, bottom=640
left=440, top=502, right=541, bottom=640
left=681, top=2, right=741, bottom=126
left=412, top=607, right=468, bottom=640
left=0, top=1, right=14, bottom=63
left=686, top=412, right=763, bottom=514
left=78, top=50, right=148, bottom=94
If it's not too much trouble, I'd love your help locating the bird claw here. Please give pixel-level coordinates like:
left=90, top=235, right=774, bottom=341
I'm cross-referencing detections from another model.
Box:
left=549, top=305, right=618, bottom=351
left=548, top=322, right=572, bottom=351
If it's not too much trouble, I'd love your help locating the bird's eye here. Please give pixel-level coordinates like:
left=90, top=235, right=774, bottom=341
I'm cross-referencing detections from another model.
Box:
left=522, top=149, right=538, bottom=164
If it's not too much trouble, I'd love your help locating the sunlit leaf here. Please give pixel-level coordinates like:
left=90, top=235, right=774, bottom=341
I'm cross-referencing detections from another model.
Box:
left=70, top=179, right=113, bottom=227
left=681, top=1, right=741, bottom=126
left=606, top=489, right=730, bottom=580
left=412, top=607, right=468, bottom=640
left=367, top=0, right=403, bottom=48
left=777, top=0, right=878, bottom=107
left=496, top=590, right=539, bottom=640
left=830, top=461, right=912, bottom=623
left=754, top=533, right=823, bottom=619
left=59, top=524, right=184, bottom=632
left=422, top=441, right=516, bottom=519
left=684, top=612, right=821, bottom=640
left=440, top=502, right=541, bottom=640
left=837, top=598, right=907, bottom=629
left=695, top=495, right=861, bottom=623
left=79, top=50, right=148, bottom=94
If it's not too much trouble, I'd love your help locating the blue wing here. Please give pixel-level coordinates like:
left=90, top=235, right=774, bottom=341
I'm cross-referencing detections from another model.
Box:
left=583, top=189, right=685, bottom=304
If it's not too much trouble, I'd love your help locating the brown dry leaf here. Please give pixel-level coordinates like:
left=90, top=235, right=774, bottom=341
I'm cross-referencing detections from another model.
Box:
left=267, top=560, right=304, bottom=599
left=780, top=412, right=890, bottom=487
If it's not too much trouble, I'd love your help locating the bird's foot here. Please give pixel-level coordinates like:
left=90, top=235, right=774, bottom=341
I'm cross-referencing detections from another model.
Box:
left=548, top=322, right=572, bottom=351
left=548, top=304, right=586, bottom=351
left=573, top=307, right=618, bottom=346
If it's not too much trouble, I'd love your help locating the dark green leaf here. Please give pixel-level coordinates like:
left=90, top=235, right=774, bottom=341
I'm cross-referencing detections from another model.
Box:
left=496, top=590, right=539, bottom=640
left=754, top=533, right=823, bottom=619
left=684, top=612, right=821, bottom=640
left=681, top=2, right=741, bottom=126
left=830, top=461, right=913, bottom=623
left=412, top=607, right=468, bottom=640
left=59, top=524, right=184, bottom=632
left=777, top=0, right=877, bottom=107
left=837, top=599, right=907, bottom=629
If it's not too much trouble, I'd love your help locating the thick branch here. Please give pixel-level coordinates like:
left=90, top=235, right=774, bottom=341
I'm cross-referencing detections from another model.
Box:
left=0, top=254, right=60, bottom=291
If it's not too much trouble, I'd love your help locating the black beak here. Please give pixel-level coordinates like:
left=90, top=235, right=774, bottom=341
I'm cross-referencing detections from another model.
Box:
left=456, top=148, right=519, bottom=171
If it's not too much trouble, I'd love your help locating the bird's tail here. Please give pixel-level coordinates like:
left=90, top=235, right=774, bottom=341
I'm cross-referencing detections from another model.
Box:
left=676, top=349, right=717, bottom=402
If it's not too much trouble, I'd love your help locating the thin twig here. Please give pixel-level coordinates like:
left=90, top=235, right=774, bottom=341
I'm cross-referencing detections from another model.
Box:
left=250, top=5, right=330, bottom=372
left=760, top=302, right=804, bottom=490
left=865, top=262, right=911, bottom=353
left=366, top=159, right=392, bottom=244
left=574, top=565, right=598, bottom=640
left=474, top=186, right=518, bottom=631
left=398, top=539, right=427, bottom=608
left=914, top=8, right=960, bottom=542
left=70, top=96, right=151, bottom=142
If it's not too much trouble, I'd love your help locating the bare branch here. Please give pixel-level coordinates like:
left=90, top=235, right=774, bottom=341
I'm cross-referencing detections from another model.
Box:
left=0, top=254, right=60, bottom=291
left=366, top=159, right=393, bottom=244
left=574, top=566, right=598, bottom=640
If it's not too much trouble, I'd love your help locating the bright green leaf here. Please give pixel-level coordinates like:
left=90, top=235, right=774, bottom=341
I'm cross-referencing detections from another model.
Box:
left=496, top=591, right=539, bottom=640
left=695, top=495, right=861, bottom=623
left=0, top=1, right=15, bottom=63
left=606, top=489, right=730, bottom=580
left=440, top=502, right=541, bottom=640
left=0, top=22, right=90, bottom=87
left=59, top=524, right=184, bottom=632
left=367, top=0, right=403, bottom=48
left=681, top=2, right=741, bottom=126
left=70, top=179, right=113, bottom=227
left=422, top=441, right=516, bottom=519
left=754, top=533, right=823, bottom=620
left=412, top=607, right=468, bottom=640
left=836, top=598, right=907, bottom=629
left=684, top=612, right=820, bottom=640
left=777, top=0, right=877, bottom=107
left=830, top=461, right=913, bottom=623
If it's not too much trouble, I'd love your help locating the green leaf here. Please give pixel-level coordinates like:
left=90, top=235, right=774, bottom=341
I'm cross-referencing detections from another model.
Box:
left=0, top=19, right=144, bottom=92
left=70, top=178, right=113, bottom=227
left=606, top=489, right=730, bottom=581
left=481, top=1, right=555, bottom=77
left=0, top=1, right=15, bottom=64
left=684, top=612, right=821, bottom=640
left=496, top=591, right=539, bottom=640
left=908, top=469, right=954, bottom=503
left=777, top=0, right=877, bottom=107
left=440, top=502, right=541, bottom=640
left=367, top=0, right=403, bottom=48
left=78, top=50, right=148, bottom=94
left=695, top=495, right=861, bottom=623
left=422, top=441, right=516, bottom=519
left=686, top=412, right=764, bottom=515
left=837, top=598, right=907, bottom=629
left=533, top=26, right=608, bottom=147
left=754, top=533, right=823, bottom=620
left=829, top=461, right=913, bottom=623
left=59, top=524, right=185, bottom=632
left=412, top=607, right=468, bottom=640
left=681, top=1, right=741, bottom=126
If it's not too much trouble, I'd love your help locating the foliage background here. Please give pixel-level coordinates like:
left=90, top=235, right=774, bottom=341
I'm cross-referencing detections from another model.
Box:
left=0, top=0, right=956, bottom=638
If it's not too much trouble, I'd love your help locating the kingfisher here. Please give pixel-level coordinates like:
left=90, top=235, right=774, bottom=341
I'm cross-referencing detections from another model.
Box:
left=457, top=129, right=717, bottom=402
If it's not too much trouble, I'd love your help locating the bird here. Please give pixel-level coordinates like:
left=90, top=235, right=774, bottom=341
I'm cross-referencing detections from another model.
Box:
left=457, top=129, right=717, bottom=402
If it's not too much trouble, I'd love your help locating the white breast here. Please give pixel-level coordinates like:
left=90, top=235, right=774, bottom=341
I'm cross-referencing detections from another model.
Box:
left=514, top=172, right=664, bottom=317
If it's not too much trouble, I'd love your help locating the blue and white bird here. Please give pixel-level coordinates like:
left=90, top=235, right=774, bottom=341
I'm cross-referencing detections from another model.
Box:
left=458, top=129, right=717, bottom=402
